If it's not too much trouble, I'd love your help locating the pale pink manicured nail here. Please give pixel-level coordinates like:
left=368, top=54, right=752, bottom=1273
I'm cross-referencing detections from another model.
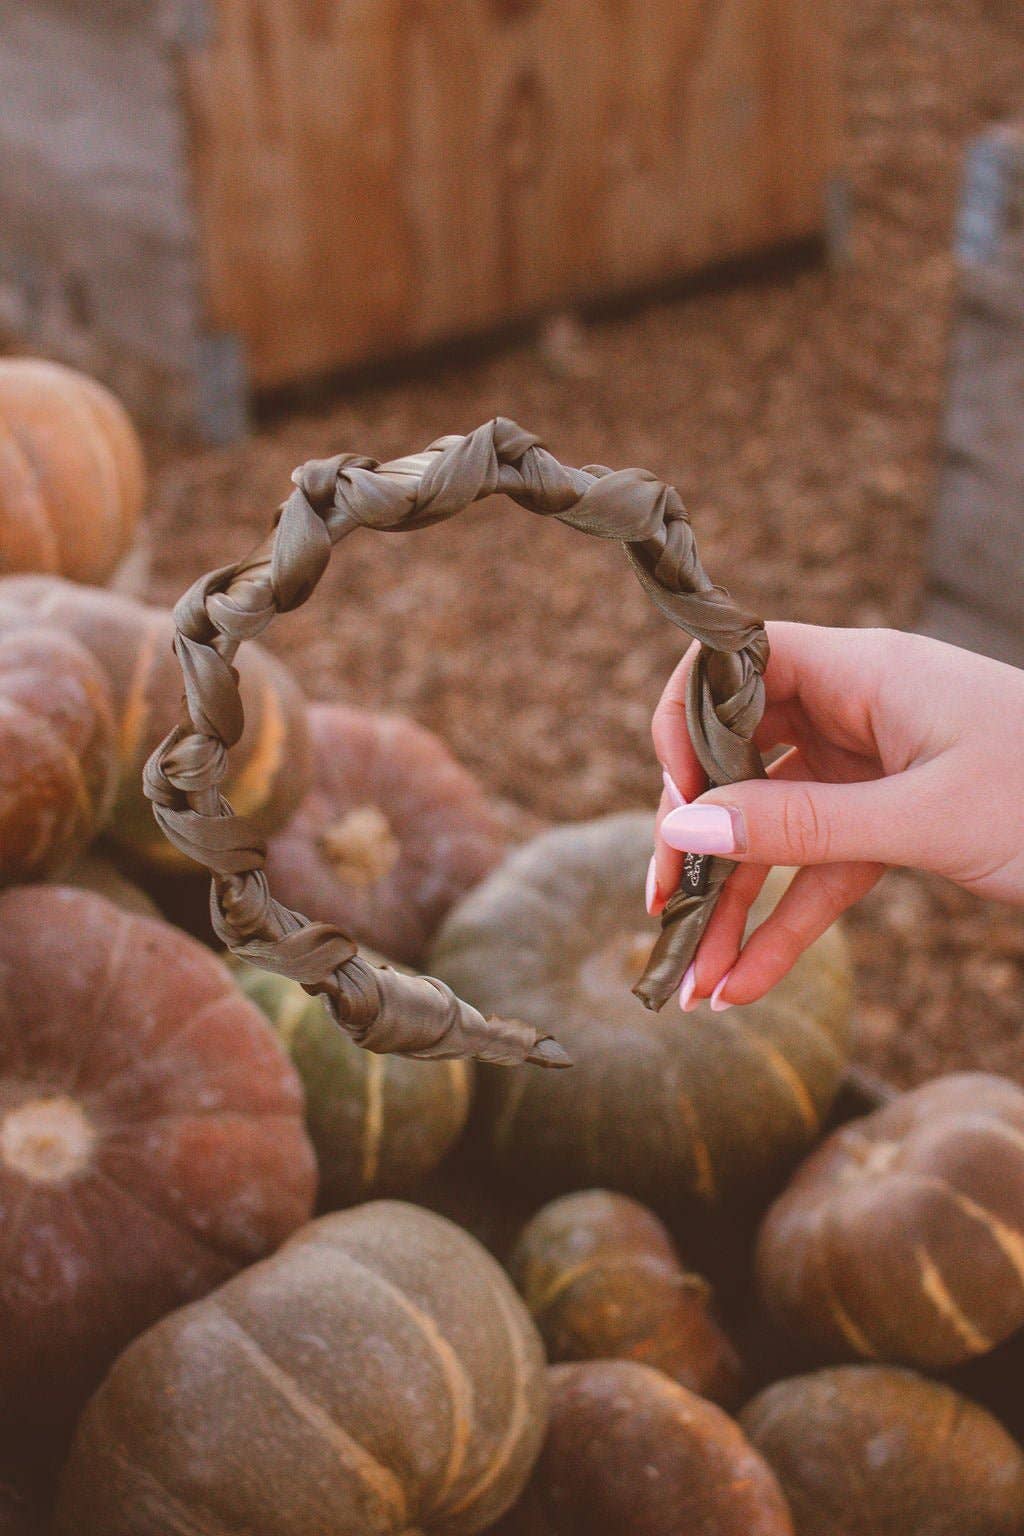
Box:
left=662, top=769, right=687, bottom=809
left=710, top=972, right=734, bottom=1012
left=678, top=963, right=699, bottom=1012
left=645, top=855, right=663, bottom=916
left=661, top=804, right=744, bottom=856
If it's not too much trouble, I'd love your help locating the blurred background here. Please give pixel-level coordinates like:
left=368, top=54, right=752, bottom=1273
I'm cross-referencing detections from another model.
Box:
left=2, top=0, right=1022, bottom=1090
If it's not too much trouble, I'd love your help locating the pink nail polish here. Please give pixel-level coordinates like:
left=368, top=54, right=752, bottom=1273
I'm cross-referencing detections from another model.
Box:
left=662, top=769, right=686, bottom=809
left=678, top=963, right=699, bottom=1012
left=644, top=855, right=662, bottom=916
left=710, top=972, right=733, bottom=1012
left=661, top=804, right=744, bottom=856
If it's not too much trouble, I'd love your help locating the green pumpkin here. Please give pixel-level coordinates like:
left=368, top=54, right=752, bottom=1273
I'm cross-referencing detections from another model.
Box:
left=429, top=813, right=852, bottom=1217
left=234, top=961, right=474, bottom=1208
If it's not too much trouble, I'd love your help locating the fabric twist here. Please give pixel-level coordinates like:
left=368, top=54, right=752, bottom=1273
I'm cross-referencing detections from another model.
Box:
left=143, top=419, right=768, bottom=1066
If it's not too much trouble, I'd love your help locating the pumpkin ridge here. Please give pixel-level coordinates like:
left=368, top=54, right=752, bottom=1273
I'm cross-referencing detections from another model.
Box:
left=0, top=417, right=59, bottom=570
left=361, top=1053, right=386, bottom=1188
left=817, top=1198, right=881, bottom=1359
left=208, top=1304, right=410, bottom=1531
left=89, top=1163, right=245, bottom=1271
left=727, top=1015, right=821, bottom=1135
left=68, top=905, right=136, bottom=1093
left=320, top=1248, right=476, bottom=1510
left=439, top=1265, right=535, bottom=1521
left=87, top=984, right=251, bottom=1107
left=527, top=1251, right=683, bottom=1320
left=491, top=1064, right=533, bottom=1158
left=0, top=692, right=95, bottom=820
left=886, top=1168, right=1024, bottom=1291
left=914, top=1244, right=992, bottom=1355
left=107, top=1442, right=234, bottom=1536
left=673, top=1084, right=716, bottom=1203
left=118, top=616, right=161, bottom=770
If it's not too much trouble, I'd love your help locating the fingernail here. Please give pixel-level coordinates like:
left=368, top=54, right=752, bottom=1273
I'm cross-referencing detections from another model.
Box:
left=710, top=972, right=734, bottom=1012
left=644, top=855, right=664, bottom=916
left=678, top=963, right=699, bottom=1012
left=662, top=769, right=687, bottom=809
left=661, top=804, right=745, bottom=856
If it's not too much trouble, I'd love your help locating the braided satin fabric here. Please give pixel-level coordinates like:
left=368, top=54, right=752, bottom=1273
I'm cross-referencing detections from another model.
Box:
left=144, top=419, right=768, bottom=1066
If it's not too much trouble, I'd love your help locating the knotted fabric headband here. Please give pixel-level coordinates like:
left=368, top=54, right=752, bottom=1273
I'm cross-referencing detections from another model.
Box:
left=144, top=418, right=768, bottom=1067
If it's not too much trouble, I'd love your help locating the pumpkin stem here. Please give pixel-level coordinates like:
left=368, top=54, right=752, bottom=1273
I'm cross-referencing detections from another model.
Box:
left=1, top=1096, right=96, bottom=1183
left=319, top=806, right=401, bottom=886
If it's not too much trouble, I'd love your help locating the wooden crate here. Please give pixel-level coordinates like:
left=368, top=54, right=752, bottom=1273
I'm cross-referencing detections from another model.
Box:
left=0, top=0, right=842, bottom=440
left=921, top=124, right=1024, bottom=669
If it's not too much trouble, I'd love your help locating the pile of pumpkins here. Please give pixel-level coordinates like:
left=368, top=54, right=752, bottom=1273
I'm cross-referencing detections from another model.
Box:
left=2, top=359, right=1024, bottom=1536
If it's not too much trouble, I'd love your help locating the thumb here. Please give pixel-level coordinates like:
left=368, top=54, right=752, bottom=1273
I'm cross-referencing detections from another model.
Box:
left=660, top=770, right=936, bottom=870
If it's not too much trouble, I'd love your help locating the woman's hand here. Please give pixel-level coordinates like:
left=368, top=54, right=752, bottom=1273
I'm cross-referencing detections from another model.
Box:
left=648, top=623, right=1024, bottom=1012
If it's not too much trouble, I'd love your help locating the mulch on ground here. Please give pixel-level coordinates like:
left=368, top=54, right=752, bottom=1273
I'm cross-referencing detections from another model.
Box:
left=145, top=0, right=1024, bottom=1089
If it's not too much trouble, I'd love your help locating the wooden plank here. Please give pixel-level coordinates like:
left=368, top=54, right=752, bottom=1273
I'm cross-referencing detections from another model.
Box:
left=923, top=123, right=1024, bottom=658
left=182, top=0, right=841, bottom=390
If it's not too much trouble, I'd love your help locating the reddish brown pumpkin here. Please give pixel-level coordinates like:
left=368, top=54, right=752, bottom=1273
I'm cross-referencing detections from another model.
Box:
left=0, top=625, right=118, bottom=881
left=56, top=1203, right=548, bottom=1536
left=266, top=703, right=505, bottom=964
left=0, top=575, right=311, bottom=868
left=0, top=359, right=144, bottom=584
left=740, top=1366, right=1024, bottom=1536
left=494, top=1360, right=793, bottom=1536
left=0, top=886, right=315, bottom=1433
left=756, top=1072, right=1024, bottom=1370
left=510, top=1190, right=741, bottom=1406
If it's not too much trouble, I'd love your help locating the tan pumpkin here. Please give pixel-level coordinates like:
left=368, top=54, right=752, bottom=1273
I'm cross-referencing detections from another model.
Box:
left=234, top=961, right=474, bottom=1208
left=430, top=814, right=852, bottom=1216
left=494, top=1360, right=793, bottom=1536
left=0, top=625, right=118, bottom=881
left=266, top=703, right=506, bottom=964
left=740, top=1365, right=1024, bottom=1536
left=0, top=575, right=312, bottom=868
left=0, top=360, right=144, bottom=584
left=510, top=1190, right=741, bottom=1406
left=0, top=886, right=315, bottom=1434
left=56, top=1202, right=548, bottom=1536
left=756, top=1072, right=1024, bottom=1369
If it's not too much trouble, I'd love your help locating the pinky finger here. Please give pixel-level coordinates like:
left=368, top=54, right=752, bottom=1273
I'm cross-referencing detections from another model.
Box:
left=713, top=860, right=884, bottom=1006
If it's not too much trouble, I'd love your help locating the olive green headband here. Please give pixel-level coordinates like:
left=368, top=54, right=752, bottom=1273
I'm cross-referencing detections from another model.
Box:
left=144, top=418, right=768, bottom=1066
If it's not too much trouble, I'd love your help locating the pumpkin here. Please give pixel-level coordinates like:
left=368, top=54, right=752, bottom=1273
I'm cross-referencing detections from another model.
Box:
left=0, top=359, right=144, bottom=584
left=740, top=1365, right=1024, bottom=1536
left=56, top=1201, right=548, bottom=1536
left=0, top=885, right=315, bottom=1434
left=57, top=852, right=162, bottom=918
left=755, top=1072, right=1024, bottom=1370
left=234, top=960, right=474, bottom=1208
left=494, top=1360, right=793, bottom=1536
left=265, top=703, right=506, bottom=965
left=0, top=625, right=118, bottom=882
left=0, top=575, right=312, bottom=868
left=429, top=814, right=853, bottom=1217
left=510, top=1190, right=742, bottom=1406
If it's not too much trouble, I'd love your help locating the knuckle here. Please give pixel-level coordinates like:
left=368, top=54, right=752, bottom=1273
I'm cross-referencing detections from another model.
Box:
left=779, top=786, right=830, bottom=863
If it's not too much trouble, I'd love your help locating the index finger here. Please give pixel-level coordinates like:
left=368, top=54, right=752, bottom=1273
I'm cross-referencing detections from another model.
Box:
left=651, top=639, right=707, bottom=803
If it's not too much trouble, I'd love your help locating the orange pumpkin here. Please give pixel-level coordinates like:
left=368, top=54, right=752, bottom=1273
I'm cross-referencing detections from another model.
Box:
left=0, top=624, right=118, bottom=882
left=0, top=885, right=315, bottom=1435
left=266, top=703, right=505, bottom=964
left=0, top=576, right=312, bottom=869
left=0, top=360, right=144, bottom=584
left=510, top=1190, right=742, bottom=1406
left=495, top=1360, right=793, bottom=1535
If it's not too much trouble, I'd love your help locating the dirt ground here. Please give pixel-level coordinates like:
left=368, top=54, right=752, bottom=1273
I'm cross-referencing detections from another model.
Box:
left=146, top=0, right=1024, bottom=1090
